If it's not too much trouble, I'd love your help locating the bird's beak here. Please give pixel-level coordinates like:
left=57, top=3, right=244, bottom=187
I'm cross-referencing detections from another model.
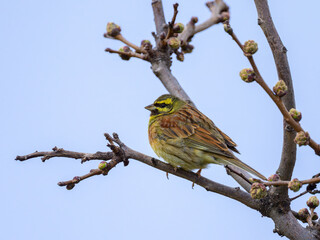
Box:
left=145, top=104, right=156, bottom=111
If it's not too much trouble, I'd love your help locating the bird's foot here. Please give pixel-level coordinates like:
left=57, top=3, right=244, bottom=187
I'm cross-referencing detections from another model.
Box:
left=192, top=169, right=202, bottom=189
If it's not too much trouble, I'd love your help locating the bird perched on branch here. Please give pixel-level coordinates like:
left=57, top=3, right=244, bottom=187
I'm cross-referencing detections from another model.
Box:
left=145, top=94, right=266, bottom=180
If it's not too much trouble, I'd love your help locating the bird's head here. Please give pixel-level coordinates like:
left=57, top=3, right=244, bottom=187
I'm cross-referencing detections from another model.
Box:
left=145, top=94, right=185, bottom=117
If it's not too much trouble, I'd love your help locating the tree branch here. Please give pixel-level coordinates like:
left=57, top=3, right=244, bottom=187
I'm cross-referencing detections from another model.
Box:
left=15, top=146, right=113, bottom=163
left=152, top=0, right=167, bottom=43
left=178, top=0, right=229, bottom=45
left=16, top=133, right=260, bottom=210
left=105, top=48, right=148, bottom=61
left=269, top=210, right=318, bottom=240
left=253, top=0, right=297, bottom=184
left=194, top=0, right=228, bottom=34
left=150, top=58, right=194, bottom=105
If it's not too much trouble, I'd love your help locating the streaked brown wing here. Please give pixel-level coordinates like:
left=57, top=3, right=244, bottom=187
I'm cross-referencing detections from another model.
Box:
left=185, top=105, right=239, bottom=154
left=185, top=126, right=235, bottom=159
left=159, top=113, right=234, bottom=159
left=216, top=127, right=240, bottom=153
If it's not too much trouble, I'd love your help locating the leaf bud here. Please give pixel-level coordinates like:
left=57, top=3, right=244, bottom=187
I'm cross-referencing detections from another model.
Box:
left=66, top=183, right=75, bottom=190
left=176, top=52, right=184, bottom=62
left=243, top=40, right=258, bottom=55
left=173, top=23, right=185, bottom=33
left=73, top=176, right=81, bottom=183
left=273, top=80, right=288, bottom=97
left=181, top=44, right=194, bottom=54
left=239, top=68, right=256, bottom=83
left=289, top=108, right=302, bottom=122
left=106, top=22, right=121, bottom=37
left=98, top=161, right=107, bottom=170
left=167, top=37, right=181, bottom=50
left=288, top=178, right=302, bottom=192
left=294, top=131, right=310, bottom=146
left=307, top=196, right=319, bottom=209
left=118, top=46, right=131, bottom=61
left=141, top=40, right=152, bottom=49
left=312, top=212, right=318, bottom=220
left=250, top=183, right=267, bottom=199
left=268, top=174, right=280, bottom=182
left=298, top=208, right=310, bottom=223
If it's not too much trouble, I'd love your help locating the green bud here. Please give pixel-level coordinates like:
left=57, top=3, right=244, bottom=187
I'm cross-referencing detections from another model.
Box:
left=288, top=178, right=302, bottom=192
left=289, top=108, right=302, bottom=122
left=298, top=208, right=310, bottom=223
left=141, top=40, right=152, bottom=49
left=98, top=161, right=107, bottom=170
left=268, top=174, right=280, bottom=182
left=167, top=37, right=181, bottom=50
left=294, top=131, right=310, bottom=146
left=312, top=212, right=318, bottom=220
left=173, top=23, right=185, bottom=33
left=118, top=46, right=131, bottom=61
left=239, top=68, right=256, bottom=83
left=106, top=22, right=121, bottom=37
left=243, top=40, right=258, bottom=55
left=66, top=183, right=75, bottom=190
left=250, top=182, right=267, bottom=199
left=73, top=176, right=81, bottom=183
left=176, top=52, right=184, bottom=62
left=181, top=44, right=194, bottom=54
left=307, top=196, right=319, bottom=209
left=273, top=80, right=288, bottom=97
left=223, top=23, right=233, bottom=34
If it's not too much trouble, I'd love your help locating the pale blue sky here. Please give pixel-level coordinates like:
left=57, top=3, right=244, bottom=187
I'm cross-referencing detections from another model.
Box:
left=2, top=1, right=320, bottom=239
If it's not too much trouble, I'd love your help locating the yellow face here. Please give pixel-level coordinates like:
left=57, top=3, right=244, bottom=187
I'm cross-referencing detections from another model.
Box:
left=145, top=94, right=183, bottom=120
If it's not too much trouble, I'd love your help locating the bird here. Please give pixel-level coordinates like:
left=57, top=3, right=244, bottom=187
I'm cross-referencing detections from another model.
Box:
left=145, top=94, right=267, bottom=180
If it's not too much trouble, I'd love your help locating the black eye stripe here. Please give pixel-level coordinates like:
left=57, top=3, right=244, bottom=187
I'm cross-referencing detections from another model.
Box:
left=155, top=103, right=168, bottom=108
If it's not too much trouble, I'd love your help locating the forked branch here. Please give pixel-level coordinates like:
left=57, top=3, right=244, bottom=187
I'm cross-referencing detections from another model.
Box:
left=16, top=133, right=259, bottom=210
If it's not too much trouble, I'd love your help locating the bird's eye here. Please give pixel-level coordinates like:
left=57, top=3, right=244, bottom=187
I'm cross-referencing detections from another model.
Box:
left=154, top=102, right=167, bottom=108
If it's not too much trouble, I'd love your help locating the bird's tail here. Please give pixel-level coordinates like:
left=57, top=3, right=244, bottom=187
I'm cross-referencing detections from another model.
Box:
left=222, top=157, right=267, bottom=180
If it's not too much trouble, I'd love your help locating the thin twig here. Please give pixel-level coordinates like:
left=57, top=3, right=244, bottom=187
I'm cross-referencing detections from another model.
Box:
left=225, top=165, right=252, bottom=185
left=290, top=190, right=308, bottom=201
left=115, top=34, right=146, bottom=54
left=105, top=48, right=149, bottom=61
left=104, top=33, right=146, bottom=54
left=15, top=147, right=113, bottom=163
left=164, top=3, right=179, bottom=41
left=263, top=177, right=320, bottom=187
left=226, top=30, right=320, bottom=156
left=57, top=169, right=102, bottom=189
left=178, top=0, right=228, bottom=45
left=290, top=189, right=320, bottom=201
